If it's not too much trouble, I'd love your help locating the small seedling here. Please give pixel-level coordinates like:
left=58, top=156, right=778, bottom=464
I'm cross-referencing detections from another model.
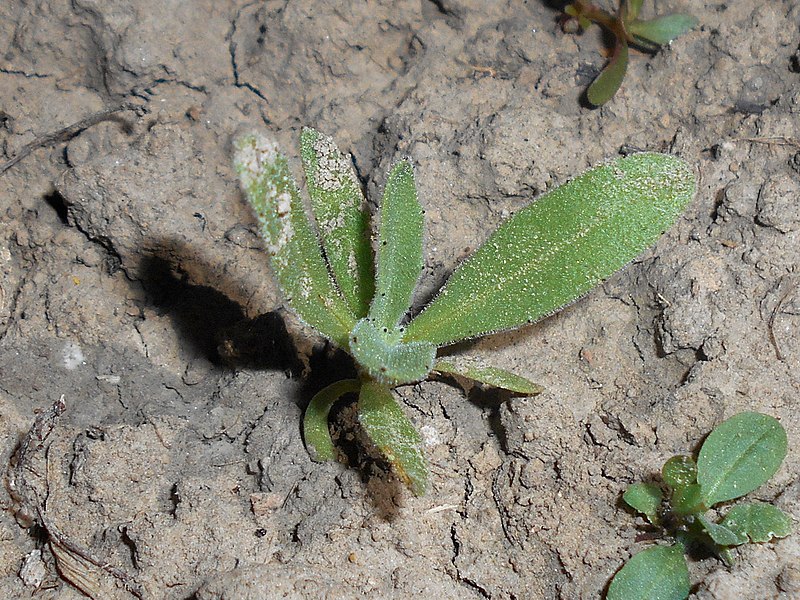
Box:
left=609, top=412, right=793, bottom=600
left=562, top=0, right=698, bottom=106
left=234, top=128, right=695, bottom=495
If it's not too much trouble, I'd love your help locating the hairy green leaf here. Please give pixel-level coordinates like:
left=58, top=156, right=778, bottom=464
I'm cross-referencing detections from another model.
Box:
left=234, top=133, right=356, bottom=348
left=628, top=14, right=698, bottom=46
left=358, top=380, right=428, bottom=495
left=434, top=357, right=543, bottom=395
left=587, top=41, right=628, bottom=106
left=303, top=379, right=361, bottom=462
left=349, top=319, right=436, bottom=385
left=698, top=413, right=787, bottom=506
left=607, top=544, right=689, bottom=600
left=662, top=455, right=697, bottom=489
left=696, top=515, right=748, bottom=547
left=404, top=153, right=695, bottom=347
left=300, top=128, right=374, bottom=317
left=369, top=160, right=425, bottom=330
left=624, top=483, right=663, bottom=523
left=721, top=502, right=793, bottom=544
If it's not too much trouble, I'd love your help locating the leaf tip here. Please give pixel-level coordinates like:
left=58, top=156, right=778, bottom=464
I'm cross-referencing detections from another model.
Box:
left=233, top=131, right=282, bottom=192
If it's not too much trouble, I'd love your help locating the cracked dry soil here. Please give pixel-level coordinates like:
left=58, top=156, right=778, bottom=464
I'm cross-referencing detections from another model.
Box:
left=1, top=1, right=799, bottom=598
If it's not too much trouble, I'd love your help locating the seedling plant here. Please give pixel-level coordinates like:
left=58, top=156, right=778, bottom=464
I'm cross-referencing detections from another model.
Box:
left=234, top=127, right=695, bottom=495
left=562, top=0, right=698, bottom=106
left=609, top=412, right=792, bottom=600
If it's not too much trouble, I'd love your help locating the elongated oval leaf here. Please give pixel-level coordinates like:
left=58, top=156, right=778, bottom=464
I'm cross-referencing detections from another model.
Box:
left=662, top=455, right=697, bottom=489
left=623, top=483, right=663, bottom=523
left=434, top=357, right=543, bottom=395
left=300, top=128, right=374, bottom=317
left=303, top=379, right=361, bottom=462
left=696, top=514, right=748, bottom=547
left=607, top=544, right=689, bottom=600
left=628, top=15, right=698, bottom=46
left=587, top=41, right=628, bottom=107
left=234, top=133, right=356, bottom=347
left=404, top=153, right=695, bottom=347
left=369, top=160, right=425, bottom=330
left=349, top=319, right=436, bottom=385
left=358, top=380, right=427, bottom=495
left=721, top=502, right=793, bottom=544
left=698, top=412, right=787, bottom=506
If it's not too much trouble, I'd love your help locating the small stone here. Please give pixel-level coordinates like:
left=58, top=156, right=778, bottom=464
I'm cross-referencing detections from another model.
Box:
left=19, top=549, right=47, bottom=588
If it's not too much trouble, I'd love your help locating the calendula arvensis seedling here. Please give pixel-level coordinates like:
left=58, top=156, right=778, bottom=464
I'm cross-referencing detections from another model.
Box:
left=610, top=412, right=791, bottom=600
left=562, top=0, right=698, bottom=106
left=234, top=128, right=695, bottom=495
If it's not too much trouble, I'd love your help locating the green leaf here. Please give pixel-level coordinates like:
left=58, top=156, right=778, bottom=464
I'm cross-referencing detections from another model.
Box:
left=303, top=379, right=361, bottom=462
left=625, top=0, right=644, bottom=21
left=587, top=41, right=629, bottom=106
left=300, top=128, right=374, bottom=317
left=234, top=133, right=356, bottom=348
left=623, top=483, right=663, bottom=523
left=698, top=412, right=788, bottom=506
left=696, top=514, right=748, bottom=547
left=721, top=502, right=793, bottom=543
left=368, top=160, right=425, bottom=330
left=404, top=153, right=696, bottom=347
left=717, top=546, right=736, bottom=567
left=671, top=484, right=705, bottom=516
left=434, top=357, right=544, bottom=395
left=358, top=379, right=428, bottom=495
left=349, top=319, right=436, bottom=385
left=662, top=455, right=697, bottom=489
left=607, top=544, right=689, bottom=600
left=628, top=14, right=698, bottom=46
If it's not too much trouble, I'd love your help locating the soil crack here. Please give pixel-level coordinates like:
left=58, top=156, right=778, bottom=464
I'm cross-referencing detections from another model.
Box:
left=227, top=5, right=270, bottom=104
left=0, top=67, right=52, bottom=79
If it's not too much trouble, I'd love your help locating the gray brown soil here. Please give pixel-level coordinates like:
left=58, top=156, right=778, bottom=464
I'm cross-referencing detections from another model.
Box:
left=1, top=1, right=799, bottom=598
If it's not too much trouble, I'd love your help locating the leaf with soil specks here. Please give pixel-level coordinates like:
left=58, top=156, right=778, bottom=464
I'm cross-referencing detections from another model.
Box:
left=349, top=319, right=436, bottom=385
left=662, top=455, right=697, bottom=489
left=234, top=132, right=356, bottom=348
left=358, top=379, right=427, bottom=496
left=369, top=160, right=424, bottom=331
left=434, top=357, right=543, bottom=395
left=607, top=544, right=689, bottom=600
left=696, top=514, right=747, bottom=547
left=300, top=127, right=374, bottom=318
left=720, top=502, right=793, bottom=544
left=403, top=153, right=695, bottom=347
left=698, top=412, right=787, bottom=506
left=623, top=483, right=663, bottom=523
left=671, top=483, right=704, bottom=516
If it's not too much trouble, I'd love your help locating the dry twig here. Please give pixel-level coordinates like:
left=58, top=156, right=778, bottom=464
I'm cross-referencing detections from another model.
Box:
left=0, top=103, right=140, bottom=176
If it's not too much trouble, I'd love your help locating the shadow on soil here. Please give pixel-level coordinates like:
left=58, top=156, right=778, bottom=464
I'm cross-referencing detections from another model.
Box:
left=135, top=238, right=412, bottom=516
